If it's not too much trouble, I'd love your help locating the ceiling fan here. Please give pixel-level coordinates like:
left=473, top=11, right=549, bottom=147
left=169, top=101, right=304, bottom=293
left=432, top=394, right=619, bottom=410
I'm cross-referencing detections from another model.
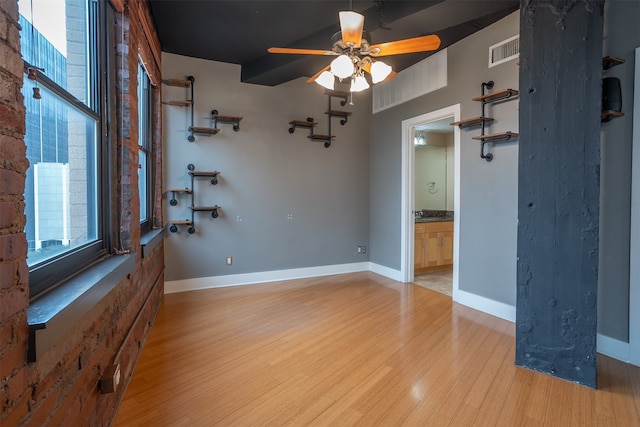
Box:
left=268, top=10, right=441, bottom=92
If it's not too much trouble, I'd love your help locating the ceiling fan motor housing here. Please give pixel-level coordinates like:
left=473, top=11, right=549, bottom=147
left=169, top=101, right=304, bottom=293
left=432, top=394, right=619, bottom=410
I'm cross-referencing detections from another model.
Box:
left=331, top=30, right=372, bottom=53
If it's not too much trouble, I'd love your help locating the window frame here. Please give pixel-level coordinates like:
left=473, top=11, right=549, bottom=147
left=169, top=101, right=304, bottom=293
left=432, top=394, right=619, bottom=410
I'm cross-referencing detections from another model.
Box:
left=23, top=0, right=111, bottom=300
left=137, top=62, right=153, bottom=233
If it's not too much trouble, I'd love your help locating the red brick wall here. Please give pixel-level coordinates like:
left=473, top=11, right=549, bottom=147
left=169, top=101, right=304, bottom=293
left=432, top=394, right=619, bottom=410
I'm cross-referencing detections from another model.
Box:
left=0, top=0, right=165, bottom=425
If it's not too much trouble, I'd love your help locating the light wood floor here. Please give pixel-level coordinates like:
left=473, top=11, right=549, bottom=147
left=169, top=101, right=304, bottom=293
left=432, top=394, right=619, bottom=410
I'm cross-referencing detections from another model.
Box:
left=114, top=272, right=640, bottom=426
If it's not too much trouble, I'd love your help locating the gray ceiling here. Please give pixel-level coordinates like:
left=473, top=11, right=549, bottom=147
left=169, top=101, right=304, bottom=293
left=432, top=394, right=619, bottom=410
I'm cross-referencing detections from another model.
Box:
left=148, top=0, right=519, bottom=86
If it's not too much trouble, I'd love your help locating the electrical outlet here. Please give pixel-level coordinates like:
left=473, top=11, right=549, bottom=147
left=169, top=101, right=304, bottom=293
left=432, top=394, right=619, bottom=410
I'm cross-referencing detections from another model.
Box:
left=226, top=256, right=233, bottom=266
left=357, top=246, right=362, bottom=253
left=361, top=245, right=367, bottom=254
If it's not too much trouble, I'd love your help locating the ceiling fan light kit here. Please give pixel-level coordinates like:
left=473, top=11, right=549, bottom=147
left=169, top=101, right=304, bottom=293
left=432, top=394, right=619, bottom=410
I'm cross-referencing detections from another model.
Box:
left=268, top=9, right=441, bottom=94
left=315, top=71, right=335, bottom=90
left=370, top=60, right=393, bottom=84
left=350, top=74, right=370, bottom=92
left=331, top=54, right=355, bottom=79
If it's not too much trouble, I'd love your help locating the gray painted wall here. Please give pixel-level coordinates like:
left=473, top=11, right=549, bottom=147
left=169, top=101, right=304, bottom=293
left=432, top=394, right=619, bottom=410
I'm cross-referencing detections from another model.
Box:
left=598, top=1, right=640, bottom=342
left=415, top=143, right=449, bottom=210
left=370, top=12, right=520, bottom=305
left=162, top=54, right=371, bottom=281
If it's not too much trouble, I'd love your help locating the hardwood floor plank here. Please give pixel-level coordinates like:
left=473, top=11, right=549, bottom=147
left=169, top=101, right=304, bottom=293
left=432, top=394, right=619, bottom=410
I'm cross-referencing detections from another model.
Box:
left=307, top=365, right=391, bottom=426
left=520, top=366, right=552, bottom=422
left=632, top=361, right=640, bottom=420
left=414, top=318, right=507, bottom=424
left=494, top=368, right=539, bottom=425
left=218, top=374, right=323, bottom=426
left=468, top=343, right=520, bottom=426
left=395, top=315, right=508, bottom=425
left=460, top=322, right=513, bottom=410
left=446, top=403, right=479, bottom=426
left=113, top=272, right=640, bottom=427
left=350, top=309, right=485, bottom=424
left=601, top=355, right=640, bottom=426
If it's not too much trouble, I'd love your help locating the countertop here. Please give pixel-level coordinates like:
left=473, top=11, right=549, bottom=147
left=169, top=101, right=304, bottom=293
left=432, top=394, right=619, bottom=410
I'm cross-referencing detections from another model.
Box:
left=415, top=217, right=453, bottom=223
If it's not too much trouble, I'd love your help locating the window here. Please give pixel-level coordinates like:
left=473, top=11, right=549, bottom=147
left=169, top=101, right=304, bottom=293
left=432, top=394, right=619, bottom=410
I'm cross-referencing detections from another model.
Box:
left=19, top=0, right=107, bottom=299
left=138, top=63, right=152, bottom=232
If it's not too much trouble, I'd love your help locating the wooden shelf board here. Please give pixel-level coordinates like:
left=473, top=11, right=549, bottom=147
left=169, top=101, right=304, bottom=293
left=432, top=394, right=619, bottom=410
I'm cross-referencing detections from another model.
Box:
left=163, top=100, right=192, bottom=107
left=308, top=134, right=335, bottom=140
left=189, top=126, right=220, bottom=135
left=170, top=220, right=193, bottom=225
left=213, top=115, right=243, bottom=122
left=472, top=131, right=519, bottom=142
left=602, top=56, right=625, bottom=70
left=472, top=89, right=519, bottom=103
left=450, top=117, right=494, bottom=127
left=325, top=110, right=352, bottom=117
left=190, top=206, right=220, bottom=212
left=601, top=110, right=624, bottom=121
left=162, top=78, right=191, bottom=87
left=189, top=171, right=220, bottom=177
left=324, top=89, right=349, bottom=98
left=289, top=120, right=317, bottom=127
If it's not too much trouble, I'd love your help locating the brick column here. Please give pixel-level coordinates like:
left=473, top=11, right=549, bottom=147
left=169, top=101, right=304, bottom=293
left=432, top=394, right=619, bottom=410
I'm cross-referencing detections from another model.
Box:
left=1, top=0, right=165, bottom=424
left=0, top=0, right=31, bottom=424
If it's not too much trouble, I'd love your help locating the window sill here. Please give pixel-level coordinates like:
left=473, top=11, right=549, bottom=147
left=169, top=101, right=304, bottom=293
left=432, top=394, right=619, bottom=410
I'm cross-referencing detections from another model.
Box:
left=140, top=227, right=164, bottom=258
left=27, top=254, right=135, bottom=363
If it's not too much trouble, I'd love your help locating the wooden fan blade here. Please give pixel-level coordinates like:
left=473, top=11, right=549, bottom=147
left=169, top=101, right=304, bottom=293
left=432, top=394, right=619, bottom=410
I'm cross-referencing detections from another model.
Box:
left=268, top=47, right=337, bottom=56
left=368, top=35, right=441, bottom=57
left=339, top=11, right=365, bottom=48
left=307, top=65, right=331, bottom=83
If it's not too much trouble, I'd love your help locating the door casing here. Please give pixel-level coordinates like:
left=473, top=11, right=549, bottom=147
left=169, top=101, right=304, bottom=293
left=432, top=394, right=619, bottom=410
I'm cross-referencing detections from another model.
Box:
left=400, top=104, right=461, bottom=301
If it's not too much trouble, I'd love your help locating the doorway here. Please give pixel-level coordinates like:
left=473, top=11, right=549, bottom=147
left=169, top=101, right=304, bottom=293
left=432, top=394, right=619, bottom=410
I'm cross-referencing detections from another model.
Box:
left=400, top=104, right=461, bottom=300
left=413, top=118, right=454, bottom=296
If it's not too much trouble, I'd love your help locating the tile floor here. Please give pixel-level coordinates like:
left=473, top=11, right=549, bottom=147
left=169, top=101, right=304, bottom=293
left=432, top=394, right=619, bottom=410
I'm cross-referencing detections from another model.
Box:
left=414, top=268, right=453, bottom=296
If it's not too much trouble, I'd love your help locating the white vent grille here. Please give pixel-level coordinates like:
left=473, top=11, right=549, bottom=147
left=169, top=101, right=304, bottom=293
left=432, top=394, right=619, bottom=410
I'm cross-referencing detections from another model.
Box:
left=373, top=49, right=447, bottom=113
left=489, top=35, right=519, bottom=68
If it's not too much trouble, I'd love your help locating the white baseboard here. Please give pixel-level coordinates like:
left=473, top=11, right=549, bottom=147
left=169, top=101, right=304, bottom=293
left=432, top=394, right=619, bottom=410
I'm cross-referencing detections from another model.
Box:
left=164, top=262, right=370, bottom=294
left=368, top=262, right=403, bottom=282
left=597, top=334, right=630, bottom=363
left=453, top=289, right=516, bottom=322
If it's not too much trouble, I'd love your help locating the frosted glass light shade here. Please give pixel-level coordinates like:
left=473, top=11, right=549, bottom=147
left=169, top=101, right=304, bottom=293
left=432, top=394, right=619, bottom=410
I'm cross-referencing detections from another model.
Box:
left=339, top=11, right=365, bottom=47
left=370, top=61, right=393, bottom=84
left=315, top=71, right=335, bottom=90
left=331, top=55, right=354, bottom=79
left=350, top=74, right=369, bottom=92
